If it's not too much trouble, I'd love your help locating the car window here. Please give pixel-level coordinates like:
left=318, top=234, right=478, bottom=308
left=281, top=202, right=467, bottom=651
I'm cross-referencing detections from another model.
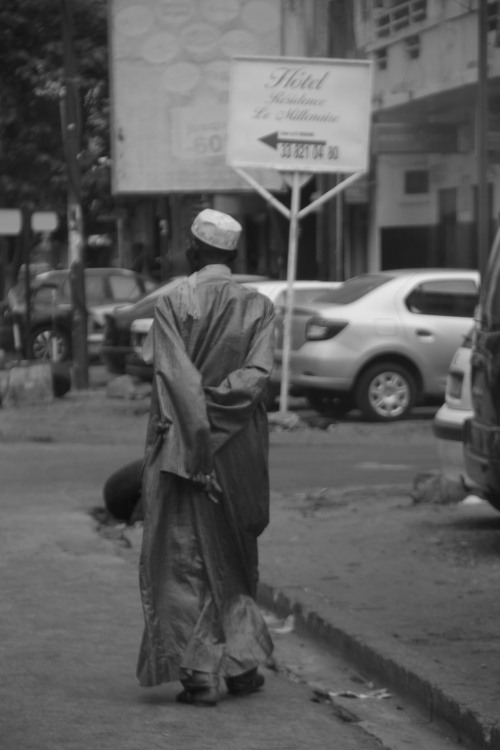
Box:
left=59, top=279, right=72, bottom=301
left=108, top=274, right=144, bottom=302
left=405, top=280, right=478, bottom=317
left=84, top=276, right=106, bottom=304
left=31, top=285, right=60, bottom=305
left=60, top=276, right=105, bottom=304
left=313, top=274, right=392, bottom=305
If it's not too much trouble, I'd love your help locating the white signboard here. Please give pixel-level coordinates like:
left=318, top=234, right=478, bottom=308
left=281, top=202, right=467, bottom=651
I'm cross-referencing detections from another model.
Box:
left=0, top=209, right=22, bottom=236
left=31, top=211, right=58, bottom=233
left=227, top=56, right=373, bottom=173
left=109, top=0, right=283, bottom=193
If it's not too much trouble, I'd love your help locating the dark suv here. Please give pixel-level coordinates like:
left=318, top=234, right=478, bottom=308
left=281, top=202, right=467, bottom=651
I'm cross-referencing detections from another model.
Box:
left=464, top=230, right=500, bottom=510
left=8, top=268, right=148, bottom=362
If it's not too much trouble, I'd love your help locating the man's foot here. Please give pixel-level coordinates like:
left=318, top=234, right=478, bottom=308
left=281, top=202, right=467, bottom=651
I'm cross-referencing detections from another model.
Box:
left=225, top=669, right=265, bottom=696
left=175, top=687, right=218, bottom=707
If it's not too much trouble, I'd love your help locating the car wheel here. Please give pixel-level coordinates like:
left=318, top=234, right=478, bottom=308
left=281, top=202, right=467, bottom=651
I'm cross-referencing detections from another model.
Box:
left=307, top=391, right=354, bottom=418
left=355, top=362, right=416, bottom=422
left=31, top=326, right=71, bottom=363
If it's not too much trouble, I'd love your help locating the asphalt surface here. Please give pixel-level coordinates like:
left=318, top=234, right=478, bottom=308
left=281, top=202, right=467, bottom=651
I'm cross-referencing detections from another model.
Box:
left=1, top=372, right=499, bottom=749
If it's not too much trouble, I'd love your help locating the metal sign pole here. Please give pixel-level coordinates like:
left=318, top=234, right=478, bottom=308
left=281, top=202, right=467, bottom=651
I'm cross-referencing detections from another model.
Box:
left=279, top=171, right=302, bottom=414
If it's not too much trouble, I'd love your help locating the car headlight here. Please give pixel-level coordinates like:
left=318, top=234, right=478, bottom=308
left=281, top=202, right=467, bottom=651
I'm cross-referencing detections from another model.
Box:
left=306, top=318, right=348, bottom=341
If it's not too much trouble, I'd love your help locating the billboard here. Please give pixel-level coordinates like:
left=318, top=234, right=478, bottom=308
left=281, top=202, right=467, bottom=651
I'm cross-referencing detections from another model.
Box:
left=109, top=0, right=283, bottom=194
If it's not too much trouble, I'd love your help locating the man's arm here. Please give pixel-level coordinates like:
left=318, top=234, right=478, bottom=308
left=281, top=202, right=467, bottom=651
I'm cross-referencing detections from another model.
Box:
left=204, top=302, right=275, bottom=454
left=149, top=296, right=212, bottom=479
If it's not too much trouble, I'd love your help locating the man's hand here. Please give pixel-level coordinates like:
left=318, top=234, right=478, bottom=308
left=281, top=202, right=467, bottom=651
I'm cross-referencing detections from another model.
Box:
left=191, top=472, right=222, bottom=503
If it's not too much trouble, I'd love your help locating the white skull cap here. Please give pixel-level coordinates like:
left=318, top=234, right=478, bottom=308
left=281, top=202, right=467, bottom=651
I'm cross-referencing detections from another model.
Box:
left=191, top=209, right=242, bottom=251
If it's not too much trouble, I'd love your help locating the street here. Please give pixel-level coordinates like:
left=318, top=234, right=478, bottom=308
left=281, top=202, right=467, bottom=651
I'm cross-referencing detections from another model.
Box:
left=1, top=378, right=497, bottom=748
left=0, top=438, right=467, bottom=750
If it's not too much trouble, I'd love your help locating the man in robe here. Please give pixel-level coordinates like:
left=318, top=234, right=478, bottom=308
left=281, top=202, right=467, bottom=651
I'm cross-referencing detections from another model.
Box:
left=137, top=209, right=275, bottom=707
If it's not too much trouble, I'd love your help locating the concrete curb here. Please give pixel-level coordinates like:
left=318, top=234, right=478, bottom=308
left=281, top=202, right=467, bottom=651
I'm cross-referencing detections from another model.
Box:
left=257, top=582, right=500, bottom=750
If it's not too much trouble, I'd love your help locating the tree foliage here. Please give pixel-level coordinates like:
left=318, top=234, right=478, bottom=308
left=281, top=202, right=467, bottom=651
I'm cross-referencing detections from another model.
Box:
left=0, top=0, right=111, bottom=222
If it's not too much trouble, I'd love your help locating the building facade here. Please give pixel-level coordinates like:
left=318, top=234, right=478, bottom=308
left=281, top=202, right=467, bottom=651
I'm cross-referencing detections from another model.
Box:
left=354, top=0, right=500, bottom=272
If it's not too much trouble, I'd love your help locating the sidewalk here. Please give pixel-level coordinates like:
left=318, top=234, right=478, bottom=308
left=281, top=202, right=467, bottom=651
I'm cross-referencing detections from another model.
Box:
left=1, top=381, right=500, bottom=749
left=258, top=486, right=500, bottom=750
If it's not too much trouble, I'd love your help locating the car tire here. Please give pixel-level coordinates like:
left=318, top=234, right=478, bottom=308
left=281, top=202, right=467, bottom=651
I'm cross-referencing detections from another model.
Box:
left=31, top=325, right=71, bottom=363
left=103, top=459, right=144, bottom=523
left=306, top=391, right=354, bottom=418
left=355, top=362, right=416, bottom=422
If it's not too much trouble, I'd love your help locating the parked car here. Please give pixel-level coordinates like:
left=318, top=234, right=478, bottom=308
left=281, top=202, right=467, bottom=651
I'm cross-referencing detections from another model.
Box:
left=243, top=279, right=341, bottom=307
left=276, top=269, right=480, bottom=421
left=432, top=327, right=481, bottom=489
left=464, top=230, right=500, bottom=510
left=100, top=274, right=270, bottom=375
left=124, top=279, right=341, bottom=388
left=7, top=268, right=148, bottom=362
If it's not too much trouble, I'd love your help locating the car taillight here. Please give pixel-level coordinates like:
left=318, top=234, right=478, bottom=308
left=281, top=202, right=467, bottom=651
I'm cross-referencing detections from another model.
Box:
left=306, top=318, right=348, bottom=341
left=447, top=372, right=464, bottom=400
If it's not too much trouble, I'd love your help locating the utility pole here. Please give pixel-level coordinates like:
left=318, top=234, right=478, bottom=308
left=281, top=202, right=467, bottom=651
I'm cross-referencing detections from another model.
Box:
left=60, top=0, right=88, bottom=388
left=22, top=206, right=33, bottom=359
left=477, top=0, right=490, bottom=278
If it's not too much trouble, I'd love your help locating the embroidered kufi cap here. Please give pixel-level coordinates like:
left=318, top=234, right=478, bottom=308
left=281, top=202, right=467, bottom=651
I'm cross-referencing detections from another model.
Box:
left=191, top=209, right=242, bottom=251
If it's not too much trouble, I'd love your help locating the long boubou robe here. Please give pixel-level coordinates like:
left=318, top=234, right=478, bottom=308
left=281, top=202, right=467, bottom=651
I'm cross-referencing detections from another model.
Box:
left=137, top=265, right=275, bottom=686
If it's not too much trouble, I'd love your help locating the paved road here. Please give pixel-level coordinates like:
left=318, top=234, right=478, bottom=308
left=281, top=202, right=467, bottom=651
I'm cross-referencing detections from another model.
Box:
left=0, top=441, right=399, bottom=750
left=270, top=438, right=439, bottom=492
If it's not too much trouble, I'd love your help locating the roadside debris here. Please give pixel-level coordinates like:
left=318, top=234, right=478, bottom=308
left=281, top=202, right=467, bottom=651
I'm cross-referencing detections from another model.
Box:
left=411, top=471, right=467, bottom=505
left=263, top=612, right=295, bottom=635
left=327, top=688, right=391, bottom=700
left=267, top=411, right=305, bottom=430
left=460, top=494, right=486, bottom=506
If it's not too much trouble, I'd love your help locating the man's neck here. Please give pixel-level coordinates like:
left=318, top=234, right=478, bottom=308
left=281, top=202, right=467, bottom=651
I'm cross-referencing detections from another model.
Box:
left=197, top=264, right=231, bottom=276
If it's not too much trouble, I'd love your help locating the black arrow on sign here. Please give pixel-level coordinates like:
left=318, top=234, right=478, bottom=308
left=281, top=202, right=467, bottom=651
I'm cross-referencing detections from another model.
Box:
left=259, top=131, right=327, bottom=150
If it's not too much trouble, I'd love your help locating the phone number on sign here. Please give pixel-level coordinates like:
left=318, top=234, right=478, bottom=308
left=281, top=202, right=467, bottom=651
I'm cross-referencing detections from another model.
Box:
left=279, top=143, right=339, bottom=160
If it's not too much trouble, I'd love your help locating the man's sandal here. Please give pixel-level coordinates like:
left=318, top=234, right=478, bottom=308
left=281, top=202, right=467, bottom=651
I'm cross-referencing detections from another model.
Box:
left=175, top=687, right=218, bottom=707
left=225, top=670, right=265, bottom=696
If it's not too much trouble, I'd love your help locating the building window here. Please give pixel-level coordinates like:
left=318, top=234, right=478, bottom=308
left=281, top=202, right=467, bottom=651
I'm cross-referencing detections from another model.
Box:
left=404, top=170, right=429, bottom=194
left=375, top=48, right=388, bottom=69
left=375, top=0, right=427, bottom=39
left=405, top=34, right=420, bottom=58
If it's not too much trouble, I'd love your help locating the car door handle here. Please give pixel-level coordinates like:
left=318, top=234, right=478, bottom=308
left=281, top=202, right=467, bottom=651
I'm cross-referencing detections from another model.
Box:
left=415, top=329, right=433, bottom=337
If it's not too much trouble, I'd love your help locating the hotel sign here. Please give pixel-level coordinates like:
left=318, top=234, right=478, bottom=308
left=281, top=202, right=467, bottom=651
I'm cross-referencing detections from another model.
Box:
left=227, top=56, right=373, bottom=173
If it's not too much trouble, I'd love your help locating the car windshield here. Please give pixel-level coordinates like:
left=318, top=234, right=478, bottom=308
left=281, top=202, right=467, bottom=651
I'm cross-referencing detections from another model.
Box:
left=312, top=274, right=393, bottom=305
left=108, top=274, right=144, bottom=302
